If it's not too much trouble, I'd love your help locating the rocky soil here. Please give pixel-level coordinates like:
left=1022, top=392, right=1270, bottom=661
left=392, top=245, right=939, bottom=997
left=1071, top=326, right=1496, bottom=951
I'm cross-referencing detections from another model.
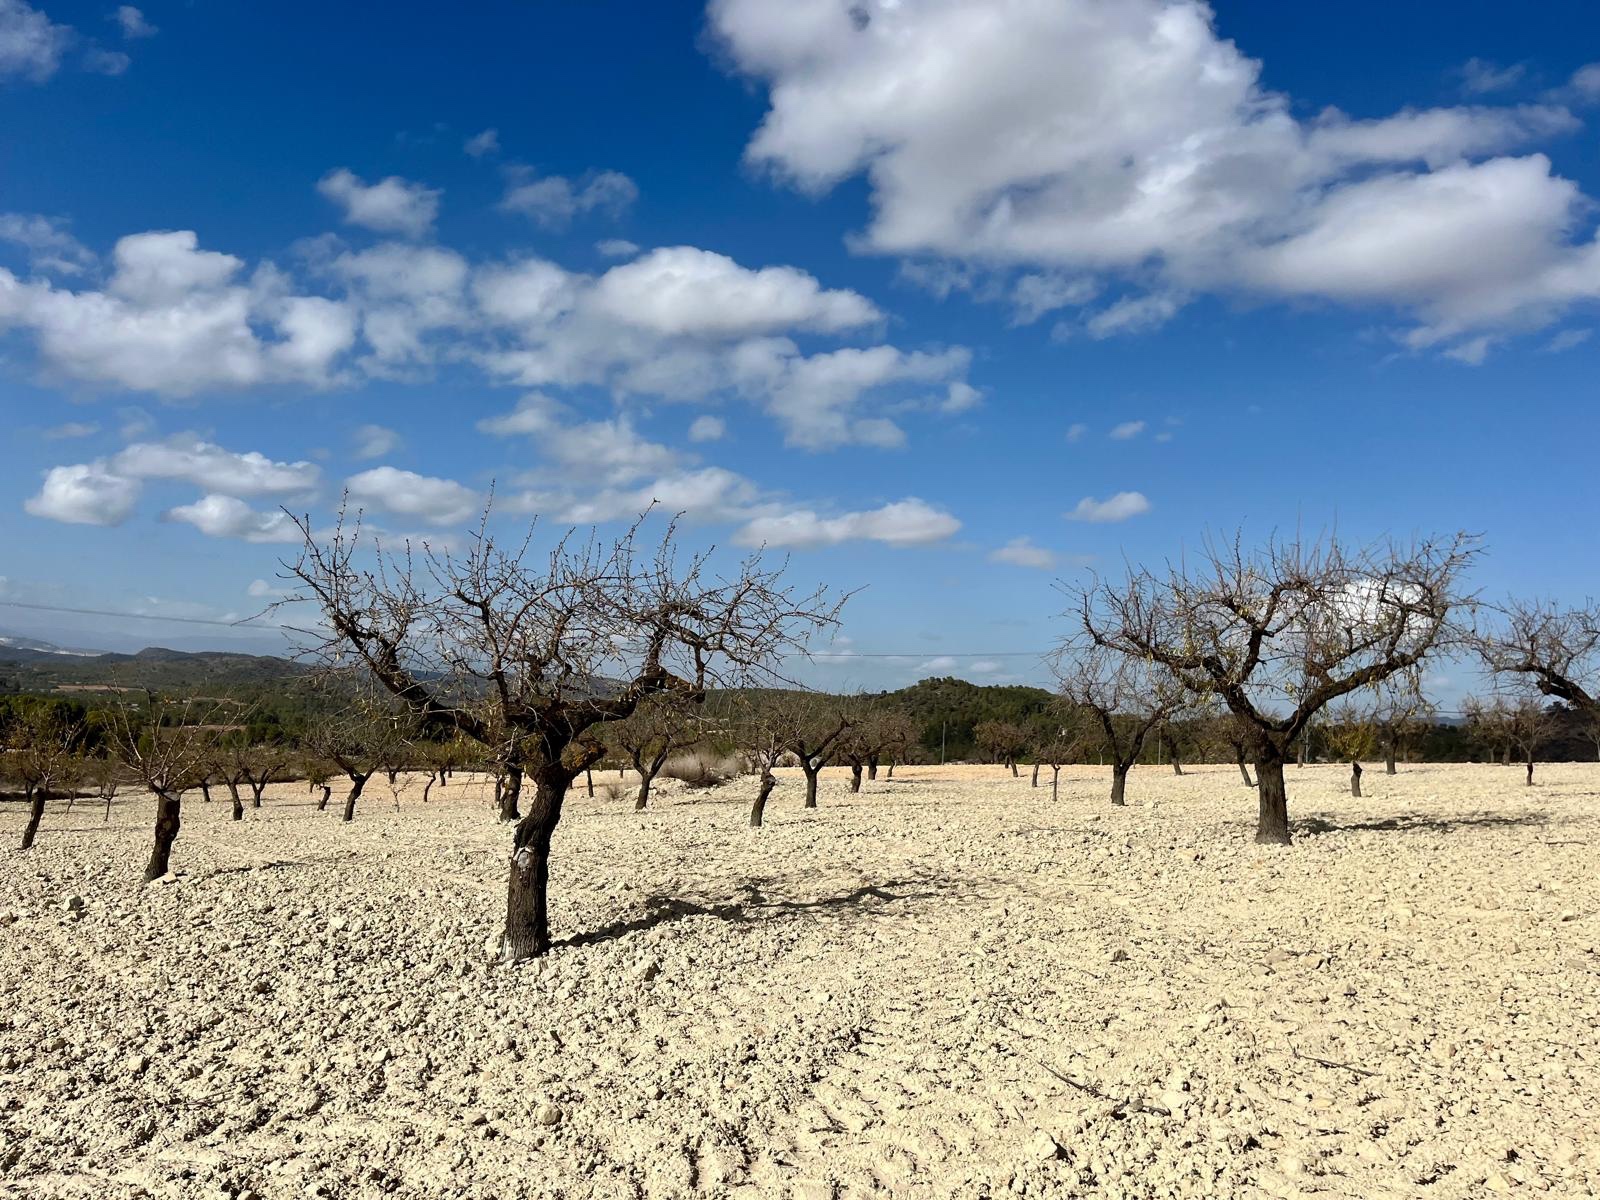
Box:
left=0, top=761, right=1596, bottom=1200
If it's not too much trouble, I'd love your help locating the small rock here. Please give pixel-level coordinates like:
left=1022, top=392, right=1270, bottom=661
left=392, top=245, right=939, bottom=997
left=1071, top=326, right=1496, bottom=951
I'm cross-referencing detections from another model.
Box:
left=63, top=895, right=85, bottom=912
left=535, top=1102, right=563, bottom=1127
left=1026, top=1129, right=1061, bottom=1160
left=1109, top=947, right=1130, bottom=964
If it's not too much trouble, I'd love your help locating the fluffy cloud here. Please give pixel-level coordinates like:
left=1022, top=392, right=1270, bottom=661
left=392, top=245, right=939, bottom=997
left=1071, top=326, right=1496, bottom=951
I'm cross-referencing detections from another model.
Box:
left=1459, top=59, right=1523, bottom=96
left=712, top=0, right=1600, bottom=355
left=352, top=423, right=401, bottom=459
left=24, top=437, right=320, bottom=535
left=111, top=437, right=320, bottom=497
left=587, top=246, right=880, bottom=337
left=1107, top=420, right=1146, bottom=440
left=0, top=212, right=94, bottom=275
left=595, top=238, right=640, bottom=259
left=24, top=461, right=140, bottom=525
left=165, top=495, right=299, bottom=543
left=0, top=230, right=356, bottom=393
left=0, top=0, right=70, bottom=83
left=732, top=497, right=959, bottom=548
left=989, top=537, right=1054, bottom=569
left=499, top=167, right=638, bottom=228
left=345, top=466, right=480, bottom=526
left=317, top=169, right=440, bottom=239
left=1065, top=491, right=1150, bottom=523
left=463, top=128, right=499, bottom=158
left=687, top=415, right=726, bottom=442
left=113, top=6, right=155, bottom=37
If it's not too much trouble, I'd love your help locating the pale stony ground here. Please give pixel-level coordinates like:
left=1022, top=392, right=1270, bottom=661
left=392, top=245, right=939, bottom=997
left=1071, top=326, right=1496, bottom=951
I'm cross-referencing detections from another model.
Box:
left=1, top=761, right=1596, bottom=1200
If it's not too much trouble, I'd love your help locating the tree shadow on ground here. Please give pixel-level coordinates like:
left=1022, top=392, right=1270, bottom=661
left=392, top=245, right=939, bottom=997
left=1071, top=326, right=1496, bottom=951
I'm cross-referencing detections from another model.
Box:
left=1295, top=811, right=1556, bottom=836
left=557, top=873, right=976, bottom=949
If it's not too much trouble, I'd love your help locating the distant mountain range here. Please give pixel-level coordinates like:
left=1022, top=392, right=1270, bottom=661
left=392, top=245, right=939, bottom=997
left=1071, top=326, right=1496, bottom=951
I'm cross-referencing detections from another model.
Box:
left=0, top=633, right=104, bottom=658
left=0, top=643, right=311, bottom=693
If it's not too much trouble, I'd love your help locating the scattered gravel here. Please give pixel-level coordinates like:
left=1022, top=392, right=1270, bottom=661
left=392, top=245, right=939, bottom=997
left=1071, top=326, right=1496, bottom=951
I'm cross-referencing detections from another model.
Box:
left=1, top=762, right=1595, bottom=1199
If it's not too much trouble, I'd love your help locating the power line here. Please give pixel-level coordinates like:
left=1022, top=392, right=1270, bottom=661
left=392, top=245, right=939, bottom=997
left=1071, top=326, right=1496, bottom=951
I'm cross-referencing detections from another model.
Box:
left=0, top=599, right=279, bottom=630
left=0, top=598, right=1047, bottom=655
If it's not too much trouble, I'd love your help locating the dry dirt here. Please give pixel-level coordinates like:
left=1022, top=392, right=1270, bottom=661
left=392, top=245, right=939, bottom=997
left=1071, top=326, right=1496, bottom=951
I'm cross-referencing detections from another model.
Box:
left=1, top=761, right=1596, bottom=1200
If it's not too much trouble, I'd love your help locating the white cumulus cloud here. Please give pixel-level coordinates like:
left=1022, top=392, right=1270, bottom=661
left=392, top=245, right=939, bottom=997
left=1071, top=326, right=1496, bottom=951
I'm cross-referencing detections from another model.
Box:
left=317, top=169, right=440, bottom=239
left=989, top=537, right=1055, bottom=569
left=345, top=466, right=480, bottom=526
left=732, top=497, right=960, bottom=549
left=24, top=461, right=141, bottom=525
left=1065, top=491, right=1150, bottom=523
left=712, top=0, right=1600, bottom=357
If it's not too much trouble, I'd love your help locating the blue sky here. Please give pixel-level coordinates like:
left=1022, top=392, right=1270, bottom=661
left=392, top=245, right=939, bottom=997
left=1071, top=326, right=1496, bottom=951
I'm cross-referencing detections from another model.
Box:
left=2, top=0, right=1598, bottom=694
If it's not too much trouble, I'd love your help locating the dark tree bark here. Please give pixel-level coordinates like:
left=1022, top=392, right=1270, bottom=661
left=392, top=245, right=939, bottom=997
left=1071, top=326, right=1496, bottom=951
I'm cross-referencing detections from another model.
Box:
left=1255, top=755, right=1290, bottom=844
left=497, top=765, right=522, bottom=822
left=1233, top=745, right=1255, bottom=787
left=200, top=780, right=213, bottom=804
left=226, top=778, right=244, bottom=822
left=1350, top=761, right=1363, bottom=798
left=1384, top=737, right=1398, bottom=775
left=886, top=761, right=895, bottom=779
left=502, top=767, right=570, bottom=960
left=1050, top=766, right=1061, bottom=803
left=19, top=786, right=43, bottom=851
left=849, top=763, right=863, bottom=793
left=317, top=784, right=332, bottom=811
left=1525, top=755, right=1535, bottom=786
left=1008, top=757, right=1020, bottom=778
left=585, top=769, right=594, bottom=798
left=1110, top=765, right=1129, bottom=806
left=1031, top=761, right=1040, bottom=787
left=631, top=745, right=670, bottom=811
left=144, top=790, right=182, bottom=881
left=801, top=763, right=821, bottom=809
left=751, top=771, right=776, bottom=828
left=867, top=755, right=879, bottom=781
left=343, top=772, right=370, bottom=823
left=421, top=772, right=437, bottom=803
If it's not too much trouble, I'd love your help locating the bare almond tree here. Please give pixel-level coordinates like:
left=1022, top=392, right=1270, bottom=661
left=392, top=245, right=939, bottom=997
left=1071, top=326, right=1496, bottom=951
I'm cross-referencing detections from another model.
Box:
left=1067, top=531, right=1477, bottom=843
left=1051, top=645, right=1188, bottom=806
left=771, top=693, right=853, bottom=808
left=1464, top=693, right=1556, bottom=786
left=12, top=710, right=88, bottom=851
left=973, top=720, right=1029, bottom=775
left=1321, top=698, right=1378, bottom=798
left=108, top=694, right=222, bottom=881
left=1373, top=675, right=1434, bottom=774
left=610, top=693, right=699, bottom=811
left=1475, top=597, right=1599, bottom=713
left=282, top=507, right=840, bottom=961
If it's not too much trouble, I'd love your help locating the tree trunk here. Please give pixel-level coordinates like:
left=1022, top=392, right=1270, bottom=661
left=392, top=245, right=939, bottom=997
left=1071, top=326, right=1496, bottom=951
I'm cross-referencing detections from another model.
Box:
left=849, top=764, right=863, bottom=793
left=144, top=790, right=182, bottom=881
left=802, top=764, right=819, bottom=809
left=635, top=773, right=652, bottom=811
left=19, top=787, right=43, bottom=851
left=1110, top=764, right=1128, bottom=806
left=501, top=769, right=568, bottom=961
left=1254, top=755, right=1291, bottom=845
left=1050, top=767, right=1060, bottom=803
left=317, top=784, right=331, bottom=811
left=343, top=772, right=370, bottom=824
left=1234, top=746, right=1255, bottom=787
left=422, top=773, right=436, bottom=803
left=1384, top=738, right=1397, bottom=775
left=1009, top=758, right=1020, bottom=778
left=868, top=755, right=879, bottom=781
left=751, top=772, right=776, bottom=828
left=1525, top=755, right=1535, bottom=787
left=1031, top=761, right=1040, bottom=787
left=1350, top=761, right=1363, bottom=798
left=497, top=765, right=522, bottom=822
left=585, top=769, right=594, bottom=798
left=200, top=780, right=213, bottom=804
left=1297, top=738, right=1307, bottom=768
left=887, top=761, right=895, bottom=779
left=226, top=779, right=244, bottom=822
left=250, top=780, right=265, bottom=808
